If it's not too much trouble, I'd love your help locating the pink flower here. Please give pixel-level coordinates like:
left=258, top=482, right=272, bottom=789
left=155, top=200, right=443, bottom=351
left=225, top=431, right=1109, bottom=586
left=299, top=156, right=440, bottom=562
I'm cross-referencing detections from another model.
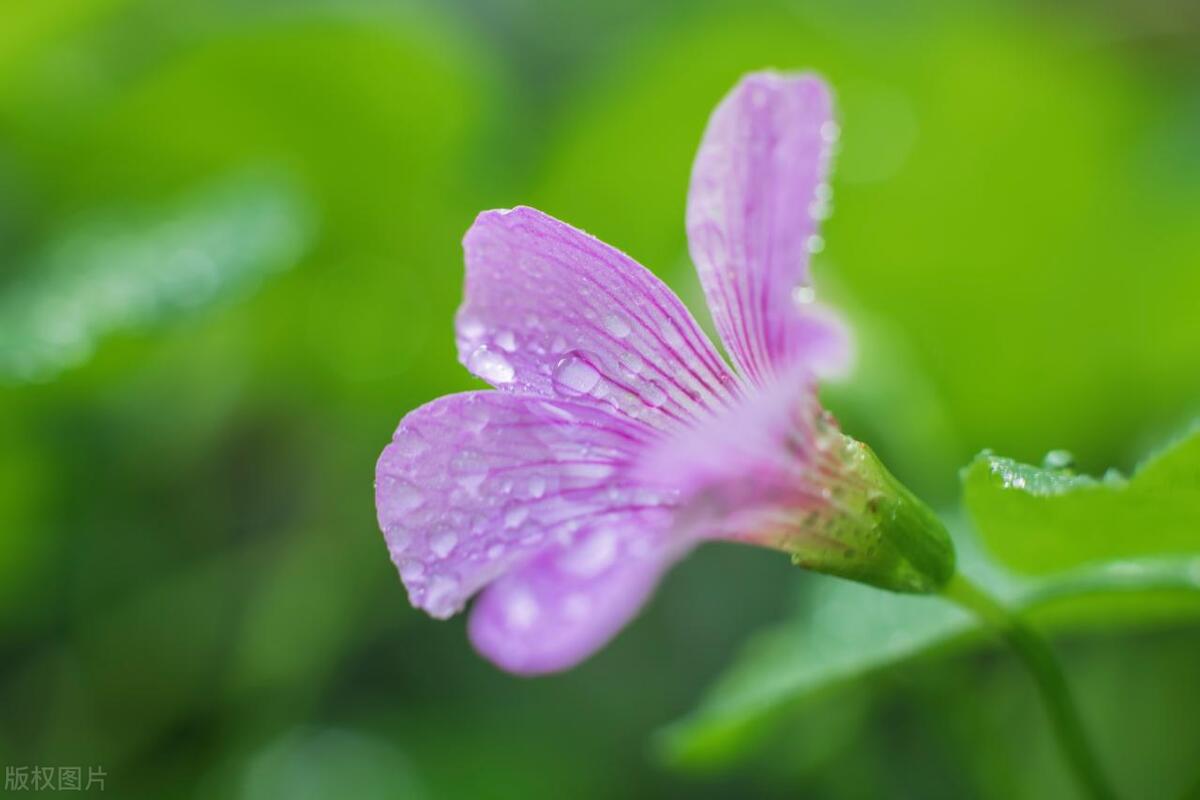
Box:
left=376, top=72, right=952, bottom=675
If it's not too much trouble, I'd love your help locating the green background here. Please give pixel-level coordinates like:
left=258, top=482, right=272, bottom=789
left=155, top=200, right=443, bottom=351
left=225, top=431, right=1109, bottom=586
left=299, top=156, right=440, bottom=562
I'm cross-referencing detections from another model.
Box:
left=1, top=0, right=1197, bottom=797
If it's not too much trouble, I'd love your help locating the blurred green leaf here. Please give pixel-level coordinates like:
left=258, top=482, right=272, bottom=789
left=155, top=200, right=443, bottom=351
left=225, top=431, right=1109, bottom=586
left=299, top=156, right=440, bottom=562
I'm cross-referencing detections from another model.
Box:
left=235, top=727, right=426, bottom=800
left=0, top=172, right=312, bottom=384
left=964, top=429, right=1200, bottom=574
left=660, top=532, right=1200, bottom=770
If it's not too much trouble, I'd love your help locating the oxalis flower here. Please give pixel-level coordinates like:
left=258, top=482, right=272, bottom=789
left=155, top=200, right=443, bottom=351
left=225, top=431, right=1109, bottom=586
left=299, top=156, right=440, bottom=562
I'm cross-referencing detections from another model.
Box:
left=376, top=71, right=954, bottom=675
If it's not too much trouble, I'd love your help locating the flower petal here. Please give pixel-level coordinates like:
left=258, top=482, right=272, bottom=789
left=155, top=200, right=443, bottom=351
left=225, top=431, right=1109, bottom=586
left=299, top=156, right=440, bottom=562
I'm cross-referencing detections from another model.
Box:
left=375, top=391, right=670, bottom=619
left=687, top=71, right=850, bottom=384
left=468, top=511, right=683, bottom=675
left=457, top=206, right=741, bottom=431
left=632, top=369, right=830, bottom=540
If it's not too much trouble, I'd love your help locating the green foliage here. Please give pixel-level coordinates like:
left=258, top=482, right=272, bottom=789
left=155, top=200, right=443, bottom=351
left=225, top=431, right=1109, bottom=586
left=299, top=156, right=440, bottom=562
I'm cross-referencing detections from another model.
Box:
left=965, top=430, right=1200, bottom=573
left=664, top=428, right=1200, bottom=773
left=661, top=538, right=1200, bottom=770
left=0, top=173, right=311, bottom=383
left=1, top=0, right=1199, bottom=797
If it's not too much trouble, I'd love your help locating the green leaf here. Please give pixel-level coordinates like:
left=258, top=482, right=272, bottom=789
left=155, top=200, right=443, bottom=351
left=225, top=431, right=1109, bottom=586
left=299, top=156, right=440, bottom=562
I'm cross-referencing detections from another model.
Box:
left=660, top=531, right=1200, bottom=770
left=0, top=172, right=313, bottom=384
left=964, top=429, right=1200, bottom=574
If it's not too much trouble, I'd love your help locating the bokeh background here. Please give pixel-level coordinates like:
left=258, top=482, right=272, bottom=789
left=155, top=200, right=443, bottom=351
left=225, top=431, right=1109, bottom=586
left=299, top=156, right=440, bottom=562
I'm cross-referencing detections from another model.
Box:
left=1, top=0, right=1198, bottom=797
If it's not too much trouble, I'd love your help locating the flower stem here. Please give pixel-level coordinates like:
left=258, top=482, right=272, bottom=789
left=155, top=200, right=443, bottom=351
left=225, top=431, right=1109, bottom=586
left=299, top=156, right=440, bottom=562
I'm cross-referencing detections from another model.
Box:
left=942, top=572, right=1117, bottom=800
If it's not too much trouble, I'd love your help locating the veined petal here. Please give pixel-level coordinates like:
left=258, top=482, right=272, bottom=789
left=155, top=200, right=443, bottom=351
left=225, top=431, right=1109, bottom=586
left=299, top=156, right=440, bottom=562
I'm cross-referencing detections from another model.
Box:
left=375, top=391, right=669, bottom=619
left=633, top=370, right=831, bottom=537
left=458, top=206, right=741, bottom=431
left=634, top=371, right=953, bottom=593
left=469, top=510, right=684, bottom=675
left=687, top=72, right=851, bottom=384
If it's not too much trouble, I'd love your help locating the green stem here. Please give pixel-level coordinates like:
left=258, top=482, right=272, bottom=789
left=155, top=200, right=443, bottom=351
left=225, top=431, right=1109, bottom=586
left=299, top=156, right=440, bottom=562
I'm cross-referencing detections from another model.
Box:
left=942, top=572, right=1118, bottom=800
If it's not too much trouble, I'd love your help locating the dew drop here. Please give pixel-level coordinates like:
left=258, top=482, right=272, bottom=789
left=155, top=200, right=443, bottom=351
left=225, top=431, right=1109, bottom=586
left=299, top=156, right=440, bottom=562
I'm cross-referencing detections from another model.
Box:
left=457, top=474, right=485, bottom=493
left=383, top=481, right=425, bottom=516
left=1042, top=449, right=1075, bottom=470
left=451, top=450, right=487, bottom=475
left=604, top=314, right=631, bottom=338
left=458, top=316, right=485, bottom=341
left=559, top=530, right=618, bottom=576
left=619, top=351, right=644, bottom=375
left=564, top=462, right=615, bottom=480
left=392, top=429, right=428, bottom=458
left=641, top=382, right=667, bottom=408
left=805, top=235, right=825, bottom=254
left=468, top=345, right=515, bottom=384
left=504, top=588, right=540, bottom=629
left=486, top=544, right=504, bottom=560
left=792, top=285, right=817, bottom=305
left=399, top=560, right=425, bottom=582
left=659, top=320, right=685, bottom=348
left=430, top=531, right=458, bottom=558
left=504, top=506, right=530, bottom=529
left=424, top=574, right=459, bottom=613
left=495, top=330, right=517, bottom=352
left=820, top=120, right=841, bottom=143
left=552, top=352, right=602, bottom=396
left=808, top=199, right=831, bottom=221
left=528, top=476, right=547, bottom=498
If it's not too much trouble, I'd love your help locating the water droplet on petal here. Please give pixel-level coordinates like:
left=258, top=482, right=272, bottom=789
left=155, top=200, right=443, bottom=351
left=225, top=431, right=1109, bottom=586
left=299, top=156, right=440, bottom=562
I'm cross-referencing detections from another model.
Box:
left=451, top=451, right=488, bottom=493
left=792, top=285, right=817, bottom=305
left=392, top=429, right=428, bottom=458
left=552, top=351, right=601, bottom=396
left=382, top=481, right=424, bottom=518
left=559, top=530, right=618, bottom=576
left=820, top=120, right=841, bottom=143
left=659, top=320, right=685, bottom=348
left=504, top=588, right=539, bottom=629
left=528, top=476, right=547, bottom=498
left=640, top=382, right=667, bottom=408
left=486, top=544, right=504, bottom=560
left=563, top=462, right=615, bottom=480
left=430, top=531, right=458, bottom=558
left=424, top=574, right=459, bottom=613
left=504, top=506, right=530, bottom=529
left=604, top=314, right=631, bottom=338
left=468, top=345, right=515, bottom=384
left=805, top=235, right=825, bottom=254
left=458, top=316, right=485, bottom=341
left=620, top=351, right=644, bottom=375
left=400, top=560, right=425, bottom=582
left=495, top=330, right=517, bottom=352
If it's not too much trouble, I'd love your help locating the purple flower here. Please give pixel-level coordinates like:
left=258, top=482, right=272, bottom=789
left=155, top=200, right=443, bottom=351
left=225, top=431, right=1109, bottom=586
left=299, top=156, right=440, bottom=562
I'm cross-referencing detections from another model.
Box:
left=376, top=72, right=952, bottom=675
